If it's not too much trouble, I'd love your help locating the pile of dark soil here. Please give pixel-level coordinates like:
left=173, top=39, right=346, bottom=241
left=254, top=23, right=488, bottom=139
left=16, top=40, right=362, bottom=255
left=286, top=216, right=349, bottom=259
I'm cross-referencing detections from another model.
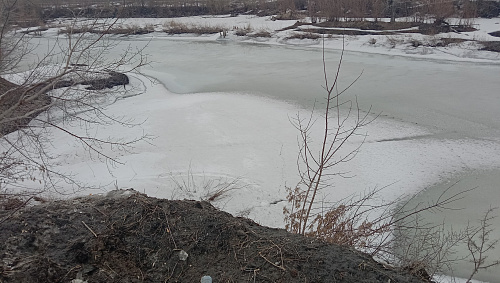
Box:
left=0, top=190, right=429, bottom=282
left=418, top=21, right=476, bottom=35
left=286, top=19, right=479, bottom=37
left=283, top=21, right=419, bottom=36
left=314, top=20, right=417, bottom=31
left=480, top=41, right=500, bottom=52
left=300, top=28, right=379, bottom=36
left=0, top=77, right=52, bottom=136
left=489, top=31, right=500, bottom=38
left=81, top=72, right=129, bottom=91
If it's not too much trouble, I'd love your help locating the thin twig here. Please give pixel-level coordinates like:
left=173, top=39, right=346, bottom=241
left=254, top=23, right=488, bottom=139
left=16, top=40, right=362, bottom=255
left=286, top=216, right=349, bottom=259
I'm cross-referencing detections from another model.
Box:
left=259, top=252, right=286, bottom=271
left=0, top=197, right=33, bottom=225
left=82, top=220, right=98, bottom=237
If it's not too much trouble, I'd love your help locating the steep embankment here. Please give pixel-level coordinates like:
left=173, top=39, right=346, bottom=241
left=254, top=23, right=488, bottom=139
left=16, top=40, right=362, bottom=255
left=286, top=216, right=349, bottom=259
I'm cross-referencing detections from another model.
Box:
left=0, top=190, right=428, bottom=282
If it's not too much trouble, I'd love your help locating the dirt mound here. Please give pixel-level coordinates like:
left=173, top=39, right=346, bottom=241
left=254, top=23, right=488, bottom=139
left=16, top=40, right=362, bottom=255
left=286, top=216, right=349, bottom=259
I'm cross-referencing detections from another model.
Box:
left=0, top=72, right=129, bottom=136
left=489, top=31, right=500, bottom=38
left=0, top=190, right=428, bottom=282
left=480, top=41, right=500, bottom=52
left=0, top=77, right=52, bottom=136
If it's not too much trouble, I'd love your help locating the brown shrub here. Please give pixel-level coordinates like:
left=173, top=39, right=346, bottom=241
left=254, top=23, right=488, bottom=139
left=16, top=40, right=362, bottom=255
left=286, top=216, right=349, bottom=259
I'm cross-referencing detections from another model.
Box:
left=248, top=30, right=272, bottom=38
left=285, top=32, right=320, bottom=40
left=163, top=21, right=225, bottom=35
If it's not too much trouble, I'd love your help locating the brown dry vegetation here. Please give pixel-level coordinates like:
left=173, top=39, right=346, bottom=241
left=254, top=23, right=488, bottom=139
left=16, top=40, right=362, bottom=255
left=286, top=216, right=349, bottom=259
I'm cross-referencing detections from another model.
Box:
left=248, top=30, right=272, bottom=38
left=58, top=25, right=155, bottom=36
left=480, top=41, right=500, bottom=52
left=163, top=21, right=225, bottom=35
left=313, top=21, right=417, bottom=31
left=285, top=32, right=321, bottom=40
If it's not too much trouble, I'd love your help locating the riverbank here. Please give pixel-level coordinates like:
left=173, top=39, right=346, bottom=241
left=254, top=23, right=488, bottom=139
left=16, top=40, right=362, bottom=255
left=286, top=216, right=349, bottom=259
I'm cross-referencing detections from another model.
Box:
left=20, top=15, right=500, bottom=63
left=6, top=15, right=500, bottom=282
left=0, top=189, right=431, bottom=283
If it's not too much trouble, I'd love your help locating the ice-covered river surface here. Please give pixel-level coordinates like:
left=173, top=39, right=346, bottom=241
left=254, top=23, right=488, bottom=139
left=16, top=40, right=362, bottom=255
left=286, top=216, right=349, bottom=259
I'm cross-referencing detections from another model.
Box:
left=23, top=36, right=500, bottom=281
left=137, top=38, right=500, bottom=282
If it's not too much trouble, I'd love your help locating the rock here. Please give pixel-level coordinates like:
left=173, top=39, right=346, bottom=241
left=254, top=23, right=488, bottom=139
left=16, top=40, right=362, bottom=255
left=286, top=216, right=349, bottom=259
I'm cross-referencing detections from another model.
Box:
left=178, top=249, right=189, bottom=261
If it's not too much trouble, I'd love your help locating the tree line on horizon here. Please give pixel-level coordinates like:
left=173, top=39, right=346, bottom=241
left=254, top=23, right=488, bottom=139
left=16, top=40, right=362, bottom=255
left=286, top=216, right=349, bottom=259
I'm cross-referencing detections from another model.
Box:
left=6, top=0, right=500, bottom=28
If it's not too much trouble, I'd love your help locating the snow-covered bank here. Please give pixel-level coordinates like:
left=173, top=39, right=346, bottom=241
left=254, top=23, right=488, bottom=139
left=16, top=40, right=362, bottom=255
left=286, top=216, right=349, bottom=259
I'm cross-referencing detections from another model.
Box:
left=37, top=15, right=500, bottom=63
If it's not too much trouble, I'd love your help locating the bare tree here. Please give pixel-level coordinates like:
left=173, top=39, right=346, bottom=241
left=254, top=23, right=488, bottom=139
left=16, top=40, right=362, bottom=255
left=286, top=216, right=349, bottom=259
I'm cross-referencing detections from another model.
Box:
left=458, top=0, right=477, bottom=28
left=371, top=0, right=386, bottom=22
left=316, top=0, right=343, bottom=22
left=388, top=0, right=397, bottom=22
left=0, top=7, right=148, bottom=201
left=283, top=38, right=371, bottom=236
left=308, top=0, right=317, bottom=23
left=466, top=207, right=500, bottom=282
left=420, top=0, right=456, bottom=23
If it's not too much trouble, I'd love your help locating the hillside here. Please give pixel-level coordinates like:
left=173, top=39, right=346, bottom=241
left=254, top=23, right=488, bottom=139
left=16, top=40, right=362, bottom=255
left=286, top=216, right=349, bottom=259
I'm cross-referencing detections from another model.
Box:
left=0, top=190, right=429, bottom=283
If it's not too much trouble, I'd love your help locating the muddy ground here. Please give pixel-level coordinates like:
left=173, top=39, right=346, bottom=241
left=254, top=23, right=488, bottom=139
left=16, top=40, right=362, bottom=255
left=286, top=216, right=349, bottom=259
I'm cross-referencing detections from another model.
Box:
left=0, top=71, right=129, bottom=136
left=0, top=190, right=429, bottom=282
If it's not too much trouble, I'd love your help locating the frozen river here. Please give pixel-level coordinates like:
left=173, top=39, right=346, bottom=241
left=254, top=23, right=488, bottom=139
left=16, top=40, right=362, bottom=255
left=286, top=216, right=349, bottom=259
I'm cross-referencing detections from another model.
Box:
left=22, top=35, right=500, bottom=281
left=139, top=38, right=500, bottom=281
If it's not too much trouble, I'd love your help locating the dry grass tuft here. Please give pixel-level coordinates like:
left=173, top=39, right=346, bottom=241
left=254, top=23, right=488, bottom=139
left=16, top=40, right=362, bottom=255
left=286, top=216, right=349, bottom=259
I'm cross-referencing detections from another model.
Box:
left=285, top=32, right=321, bottom=40
left=162, top=21, right=226, bottom=35
left=248, top=30, right=272, bottom=38
left=58, top=24, right=154, bottom=35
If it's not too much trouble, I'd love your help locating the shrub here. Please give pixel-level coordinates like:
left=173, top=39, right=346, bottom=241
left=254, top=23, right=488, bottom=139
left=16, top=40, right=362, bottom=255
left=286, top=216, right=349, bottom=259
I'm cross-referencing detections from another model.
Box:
left=386, top=36, right=403, bottom=48
left=480, top=41, right=500, bottom=52
left=409, top=39, right=422, bottom=47
left=235, top=24, right=252, bottom=36
left=248, top=30, right=272, bottom=38
left=162, top=21, right=225, bottom=35
left=285, top=32, right=321, bottom=40
left=58, top=24, right=154, bottom=36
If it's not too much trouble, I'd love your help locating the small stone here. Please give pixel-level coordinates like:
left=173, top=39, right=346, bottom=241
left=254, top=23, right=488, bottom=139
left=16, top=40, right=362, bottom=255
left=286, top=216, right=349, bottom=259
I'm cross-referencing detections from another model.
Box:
left=178, top=250, right=188, bottom=261
left=236, top=230, right=246, bottom=238
left=201, top=275, right=212, bottom=283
